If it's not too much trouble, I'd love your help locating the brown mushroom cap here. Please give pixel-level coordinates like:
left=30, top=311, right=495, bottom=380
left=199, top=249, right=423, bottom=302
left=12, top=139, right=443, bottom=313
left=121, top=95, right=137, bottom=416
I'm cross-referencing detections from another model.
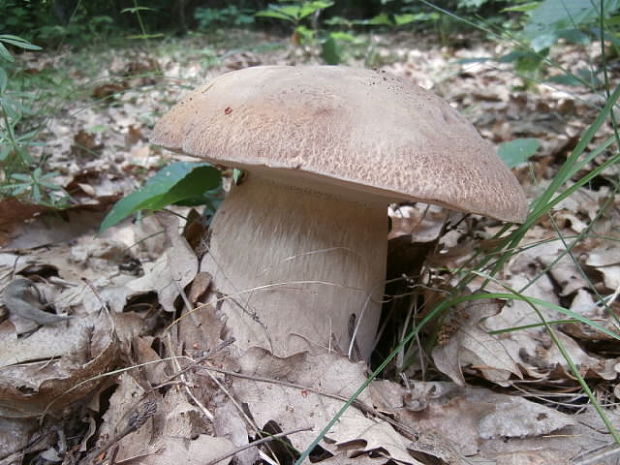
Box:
left=154, top=65, right=527, bottom=223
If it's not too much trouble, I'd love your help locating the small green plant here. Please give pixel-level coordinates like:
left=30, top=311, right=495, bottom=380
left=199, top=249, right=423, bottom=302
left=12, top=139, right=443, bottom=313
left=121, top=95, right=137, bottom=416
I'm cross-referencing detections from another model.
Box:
left=0, top=34, right=67, bottom=206
left=499, top=0, right=620, bottom=86
left=121, top=1, right=163, bottom=40
left=363, top=10, right=439, bottom=28
left=364, top=0, right=481, bottom=46
left=4, top=166, right=64, bottom=204
left=256, top=1, right=344, bottom=63
left=0, top=0, right=32, bottom=35
left=195, top=5, right=256, bottom=30
left=256, top=0, right=333, bottom=33
left=36, top=14, right=116, bottom=44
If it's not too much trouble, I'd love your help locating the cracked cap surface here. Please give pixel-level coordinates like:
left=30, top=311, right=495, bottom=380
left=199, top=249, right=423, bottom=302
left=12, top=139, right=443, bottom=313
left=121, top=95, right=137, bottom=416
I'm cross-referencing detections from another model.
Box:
left=153, top=65, right=527, bottom=222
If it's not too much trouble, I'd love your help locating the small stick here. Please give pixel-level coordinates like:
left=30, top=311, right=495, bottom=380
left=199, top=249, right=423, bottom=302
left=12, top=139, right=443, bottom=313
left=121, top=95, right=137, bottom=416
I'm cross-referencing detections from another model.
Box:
left=165, top=333, right=214, bottom=422
left=197, top=365, right=422, bottom=442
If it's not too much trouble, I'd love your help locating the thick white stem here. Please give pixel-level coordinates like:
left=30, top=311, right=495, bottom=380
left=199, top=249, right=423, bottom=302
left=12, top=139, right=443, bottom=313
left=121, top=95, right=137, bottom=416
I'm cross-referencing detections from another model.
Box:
left=200, top=175, right=387, bottom=360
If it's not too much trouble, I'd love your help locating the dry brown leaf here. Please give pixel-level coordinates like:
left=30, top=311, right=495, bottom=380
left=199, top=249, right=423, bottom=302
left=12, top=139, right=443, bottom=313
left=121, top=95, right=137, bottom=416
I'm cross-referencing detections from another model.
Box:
left=432, top=299, right=521, bottom=386
left=93, top=373, right=160, bottom=462
left=94, top=370, right=230, bottom=465
left=538, top=253, right=588, bottom=297
left=373, top=380, right=575, bottom=459
left=0, top=206, right=109, bottom=249
left=187, top=272, right=212, bottom=304
left=125, top=212, right=198, bottom=312
left=561, top=289, right=619, bottom=341
left=91, top=81, right=128, bottom=100
left=125, top=124, right=144, bottom=146
left=132, top=336, right=169, bottom=387
left=388, top=204, right=447, bottom=242
left=147, top=435, right=236, bottom=465
left=0, top=311, right=120, bottom=418
left=534, top=331, right=619, bottom=381
left=128, top=142, right=151, bottom=163
left=71, top=129, right=104, bottom=157
left=231, top=348, right=427, bottom=465
left=214, top=401, right=259, bottom=465
left=477, top=406, right=620, bottom=465
left=495, top=449, right=570, bottom=465
left=478, top=275, right=618, bottom=381
left=0, top=417, right=38, bottom=462
left=313, top=453, right=388, bottom=464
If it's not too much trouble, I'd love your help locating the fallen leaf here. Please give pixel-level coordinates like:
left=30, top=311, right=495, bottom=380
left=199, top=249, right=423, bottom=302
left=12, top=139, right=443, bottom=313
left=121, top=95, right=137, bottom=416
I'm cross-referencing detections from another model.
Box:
left=125, top=212, right=198, bottom=312
left=230, top=348, right=428, bottom=464
left=432, top=299, right=522, bottom=386
left=0, top=311, right=120, bottom=418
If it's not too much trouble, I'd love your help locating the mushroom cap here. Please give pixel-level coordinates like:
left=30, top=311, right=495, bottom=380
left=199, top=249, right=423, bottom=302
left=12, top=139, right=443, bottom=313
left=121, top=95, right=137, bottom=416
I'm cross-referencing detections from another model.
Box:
left=154, top=65, right=527, bottom=223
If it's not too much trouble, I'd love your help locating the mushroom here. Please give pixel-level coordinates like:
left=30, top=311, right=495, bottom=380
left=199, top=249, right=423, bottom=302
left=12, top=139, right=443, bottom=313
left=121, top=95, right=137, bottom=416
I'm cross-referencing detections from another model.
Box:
left=153, top=65, right=526, bottom=360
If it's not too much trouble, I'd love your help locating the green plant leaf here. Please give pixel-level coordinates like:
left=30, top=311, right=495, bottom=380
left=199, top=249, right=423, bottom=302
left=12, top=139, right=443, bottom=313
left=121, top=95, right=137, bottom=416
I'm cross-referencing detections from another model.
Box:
left=546, top=73, right=582, bottom=86
left=127, top=33, right=164, bottom=40
left=328, top=31, right=358, bottom=42
left=10, top=173, right=30, bottom=182
left=557, top=29, right=590, bottom=45
left=0, top=43, right=14, bottom=62
left=255, top=9, right=296, bottom=21
left=530, top=32, right=557, bottom=52
left=295, top=25, right=314, bottom=40
left=456, top=56, right=492, bottom=64
left=366, top=12, right=393, bottom=26
left=524, top=0, right=620, bottom=40
left=321, top=35, right=340, bottom=65
left=392, top=12, right=438, bottom=25
left=497, top=138, right=540, bottom=167
left=298, top=1, right=333, bottom=19
left=0, top=67, right=7, bottom=92
left=121, top=6, right=157, bottom=13
left=0, top=35, right=41, bottom=51
left=458, top=0, right=490, bottom=8
left=502, top=2, right=539, bottom=13
left=100, top=162, right=221, bottom=231
left=0, top=145, right=10, bottom=161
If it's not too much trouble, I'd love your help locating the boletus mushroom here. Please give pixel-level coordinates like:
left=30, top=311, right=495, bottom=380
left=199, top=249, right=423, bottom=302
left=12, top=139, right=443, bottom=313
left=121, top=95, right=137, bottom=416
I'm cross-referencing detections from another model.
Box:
left=153, top=65, right=526, bottom=360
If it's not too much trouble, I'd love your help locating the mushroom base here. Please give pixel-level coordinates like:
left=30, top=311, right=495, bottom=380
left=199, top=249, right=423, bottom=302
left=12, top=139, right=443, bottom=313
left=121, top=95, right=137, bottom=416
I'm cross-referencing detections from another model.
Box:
left=200, top=174, right=388, bottom=360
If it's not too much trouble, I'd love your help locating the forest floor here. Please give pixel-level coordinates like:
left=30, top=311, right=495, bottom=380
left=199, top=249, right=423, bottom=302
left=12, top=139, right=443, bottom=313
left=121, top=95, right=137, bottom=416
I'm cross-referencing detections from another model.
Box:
left=1, top=29, right=619, bottom=465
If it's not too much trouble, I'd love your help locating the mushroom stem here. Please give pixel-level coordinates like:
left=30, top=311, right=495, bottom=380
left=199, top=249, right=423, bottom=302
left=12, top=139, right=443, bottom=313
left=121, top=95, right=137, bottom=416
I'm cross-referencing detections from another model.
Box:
left=200, top=174, right=388, bottom=360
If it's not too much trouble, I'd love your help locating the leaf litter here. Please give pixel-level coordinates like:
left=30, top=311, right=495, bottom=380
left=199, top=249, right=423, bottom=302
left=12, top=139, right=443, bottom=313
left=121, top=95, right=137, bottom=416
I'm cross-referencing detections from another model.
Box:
left=1, top=30, right=620, bottom=465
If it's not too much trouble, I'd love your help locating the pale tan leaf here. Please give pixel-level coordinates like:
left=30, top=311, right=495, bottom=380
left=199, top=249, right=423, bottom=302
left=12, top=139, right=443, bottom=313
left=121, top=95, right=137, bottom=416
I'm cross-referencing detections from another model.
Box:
left=126, top=213, right=198, bottom=312
left=232, top=349, right=426, bottom=465
left=432, top=300, right=521, bottom=386
left=0, top=312, right=120, bottom=418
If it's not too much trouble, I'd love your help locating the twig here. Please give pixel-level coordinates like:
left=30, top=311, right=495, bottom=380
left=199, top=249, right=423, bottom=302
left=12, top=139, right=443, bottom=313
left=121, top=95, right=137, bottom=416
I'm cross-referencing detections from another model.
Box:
left=198, top=366, right=282, bottom=464
left=152, top=338, right=235, bottom=389
left=165, top=332, right=214, bottom=422
left=0, top=430, right=56, bottom=463
left=82, top=400, right=157, bottom=464
left=82, top=278, right=112, bottom=315
left=200, top=368, right=257, bottom=432
left=197, top=365, right=422, bottom=442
